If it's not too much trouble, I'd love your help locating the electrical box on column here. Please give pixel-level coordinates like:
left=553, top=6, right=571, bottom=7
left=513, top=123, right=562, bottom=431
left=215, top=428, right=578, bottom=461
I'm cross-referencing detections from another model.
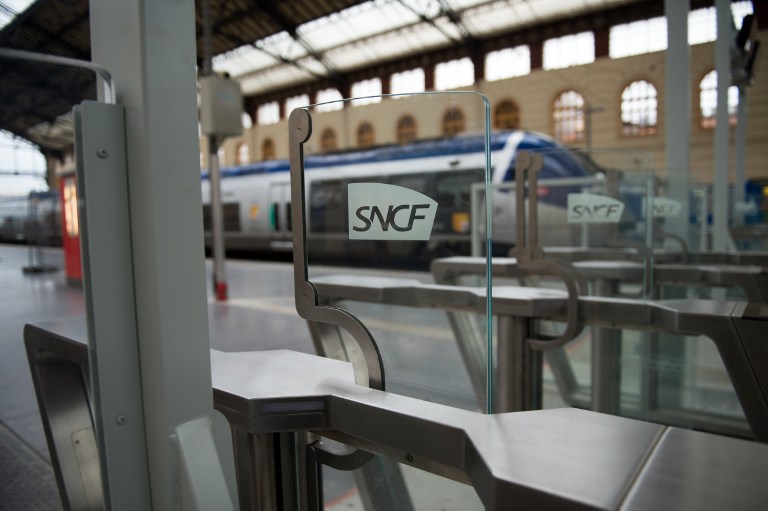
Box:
left=199, top=75, right=243, bottom=137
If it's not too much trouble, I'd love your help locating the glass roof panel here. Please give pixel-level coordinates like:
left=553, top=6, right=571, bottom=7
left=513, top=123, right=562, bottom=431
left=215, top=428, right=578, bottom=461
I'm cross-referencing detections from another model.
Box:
left=444, top=0, right=494, bottom=9
left=0, top=0, right=35, bottom=31
left=212, top=46, right=278, bottom=77
left=462, top=1, right=537, bottom=36
left=298, top=58, right=330, bottom=77
left=212, top=0, right=641, bottom=96
left=238, top=65, right=315, bottom=95
left=432, top=15, right=465, bottom=41
left=399, top=0, right=441, bottom=18
left=263, top=33, right=308, bottom=61
left=299, top=1, right=420, bottom=53
left=324, top=23, right=452, bottom=70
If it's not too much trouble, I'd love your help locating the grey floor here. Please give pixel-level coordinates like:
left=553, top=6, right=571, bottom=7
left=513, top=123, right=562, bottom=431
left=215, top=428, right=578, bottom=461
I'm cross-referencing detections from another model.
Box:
left=0, top=244, right=321, bottom=510
left=1, top=245, right=73, bottom=510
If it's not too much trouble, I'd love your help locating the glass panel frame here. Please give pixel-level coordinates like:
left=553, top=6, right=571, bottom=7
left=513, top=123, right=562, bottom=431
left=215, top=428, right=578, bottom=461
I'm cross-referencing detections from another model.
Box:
left=288, top=91, right=495, bottom=413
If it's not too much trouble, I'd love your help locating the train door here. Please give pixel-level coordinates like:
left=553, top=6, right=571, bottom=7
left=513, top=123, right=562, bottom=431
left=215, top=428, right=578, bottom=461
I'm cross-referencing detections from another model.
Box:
left=268, top=182, right=292, bottom=250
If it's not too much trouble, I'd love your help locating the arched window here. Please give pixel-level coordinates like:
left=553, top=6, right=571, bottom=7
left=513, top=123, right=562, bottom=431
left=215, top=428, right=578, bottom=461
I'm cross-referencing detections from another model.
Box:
left=257, top=102, right=279, bottom=125
left=396, top=115, right=417, bottom=144
left=357, top=122, right=375, bottom=147
left=315, top=89, right=344, bottom=112
left=262, top=138, right=275, bottom=160
left=621, top=80, right=658, bottom=136
left=285, top=94, right=309, bottom=118
left=543, top=32, right=595, bottom=70
left=321, top=128, right=337, bottom=152
left=391, top=69, right=426, bottom=95
left=217, top=146, right=226, bottom=166
left=351, top=79, right=382, bottom=106
left=494, top=100, right=521, bottom=130
left=435, top=58, right=474, bottom=90
left=485, top=46, right=530, bottom=81
left=442, top=107, right=465, bottom=137
left=699, top=70, right=738, bottom=129
left=241, top=112, right=253, bottom=130
left=552, top=90, right=586, bottom=144
left=236, top=142, right=250, bottom=164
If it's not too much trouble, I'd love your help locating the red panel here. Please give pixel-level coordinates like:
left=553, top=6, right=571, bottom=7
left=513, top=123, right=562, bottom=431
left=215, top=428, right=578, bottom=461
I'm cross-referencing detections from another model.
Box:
left=59, top=176, right=82, bottom=283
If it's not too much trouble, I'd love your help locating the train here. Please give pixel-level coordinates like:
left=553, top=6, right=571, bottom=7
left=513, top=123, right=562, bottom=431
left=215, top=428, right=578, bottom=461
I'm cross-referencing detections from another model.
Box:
left=0, top=191, right=61, bottom=246
left=201, top=130, right=596, bottom=263
left=1, top=131, right=602, bottom=262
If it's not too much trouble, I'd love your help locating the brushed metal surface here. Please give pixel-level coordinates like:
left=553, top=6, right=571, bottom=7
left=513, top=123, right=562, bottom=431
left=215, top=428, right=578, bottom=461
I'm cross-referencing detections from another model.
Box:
left=207, top=348, right=768, bottom=511
left=623, top=427, right=768, bottom=511
left=23, top=320, right=768, bottom=511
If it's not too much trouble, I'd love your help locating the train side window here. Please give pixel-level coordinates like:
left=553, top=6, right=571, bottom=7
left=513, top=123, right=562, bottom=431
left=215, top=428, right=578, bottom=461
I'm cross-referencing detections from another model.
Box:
left=202, top=205, right=211, bottom=231
left=223, top=203, right=241, bottom=232
left=286, top=203, right=292, bottom=232
left=310, top=180, right=345, bottom=233
left=390, top=173, right=429, bottom=194
left=271, top=203, right=280, bottom=231
left=436, top=170, right=483, bottom=207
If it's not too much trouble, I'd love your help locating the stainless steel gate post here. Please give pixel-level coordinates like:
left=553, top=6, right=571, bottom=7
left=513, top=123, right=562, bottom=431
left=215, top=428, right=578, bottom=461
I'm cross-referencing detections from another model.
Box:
left=590, top=279, right=622, bottom=414
left=496, top=316, right=542, bottom=412
left=230, top=430, right=280, bottom=510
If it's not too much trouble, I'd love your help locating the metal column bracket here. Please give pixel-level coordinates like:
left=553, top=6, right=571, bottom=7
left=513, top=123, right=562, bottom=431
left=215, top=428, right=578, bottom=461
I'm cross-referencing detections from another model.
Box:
left=513, top=151, right=584, bottom=350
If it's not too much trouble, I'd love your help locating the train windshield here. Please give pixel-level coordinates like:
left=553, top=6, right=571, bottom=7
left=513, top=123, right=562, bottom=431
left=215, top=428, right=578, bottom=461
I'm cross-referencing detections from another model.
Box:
left=502, top=135, right=593, bottom=182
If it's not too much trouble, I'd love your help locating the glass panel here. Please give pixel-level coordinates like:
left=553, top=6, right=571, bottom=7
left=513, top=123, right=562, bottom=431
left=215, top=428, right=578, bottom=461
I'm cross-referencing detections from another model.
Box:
left=735, top=180, right=768, bottom=252
left=322, top=453, right=483, bottom=510
left=295, top=92, right=493, bottom=413
left=689, top=181, right=768, bottom=254
left=632, top=332, right=747, bottom=436
left=471, top=147, right=654, bottom=292
left=538, top=325, right=749, bottom=438
left=467, top=146, right=659, bottom=419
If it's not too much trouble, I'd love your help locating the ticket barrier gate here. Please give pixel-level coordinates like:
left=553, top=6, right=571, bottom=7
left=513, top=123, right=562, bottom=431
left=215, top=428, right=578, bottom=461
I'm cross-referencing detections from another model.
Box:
left=543, top=246, right=768, bottom=269
left=432, top=256, right=768, bottom=302
left=430, top=255, right=768, bottom=433
left=307, top=274, right=768, bottom=443
left=24, top=316, right=768, bottom=510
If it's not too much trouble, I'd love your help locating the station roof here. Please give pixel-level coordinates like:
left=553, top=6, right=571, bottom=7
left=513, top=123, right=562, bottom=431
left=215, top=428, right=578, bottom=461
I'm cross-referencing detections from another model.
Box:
left=1, top=0, right=641, bottom=152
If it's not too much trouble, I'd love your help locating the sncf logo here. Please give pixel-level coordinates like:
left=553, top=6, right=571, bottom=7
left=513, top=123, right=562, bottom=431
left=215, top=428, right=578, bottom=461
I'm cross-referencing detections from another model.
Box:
left=567, top=193, right=625, bottom=224
left=642, top=197, right=682, bottom=218
left=348, top=183, right=437, bottom=240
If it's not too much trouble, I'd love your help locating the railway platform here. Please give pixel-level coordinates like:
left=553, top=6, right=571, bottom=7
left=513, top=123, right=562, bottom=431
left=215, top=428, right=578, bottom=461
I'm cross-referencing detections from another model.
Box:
left=0, top=243, right=316, bottom=510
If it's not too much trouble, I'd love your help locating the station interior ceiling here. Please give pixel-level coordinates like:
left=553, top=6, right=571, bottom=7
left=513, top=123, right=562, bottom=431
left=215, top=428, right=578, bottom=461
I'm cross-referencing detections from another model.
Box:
left=0, top=0, right=664, bottom=154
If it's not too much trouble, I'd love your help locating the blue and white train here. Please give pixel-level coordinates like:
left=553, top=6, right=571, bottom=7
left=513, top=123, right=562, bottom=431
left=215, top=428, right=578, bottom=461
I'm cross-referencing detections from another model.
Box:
left=201, top=130, right=595, bottom=261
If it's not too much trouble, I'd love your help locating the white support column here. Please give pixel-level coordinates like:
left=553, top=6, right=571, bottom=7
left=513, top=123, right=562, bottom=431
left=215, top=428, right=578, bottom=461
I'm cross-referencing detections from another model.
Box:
left=664, top=0, right=691, bottom=242
left=734, top=86, right=747, bottom=225
left=713, top=0, right=732, bottom=251
left=88, top=0, right=234, bottom=509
